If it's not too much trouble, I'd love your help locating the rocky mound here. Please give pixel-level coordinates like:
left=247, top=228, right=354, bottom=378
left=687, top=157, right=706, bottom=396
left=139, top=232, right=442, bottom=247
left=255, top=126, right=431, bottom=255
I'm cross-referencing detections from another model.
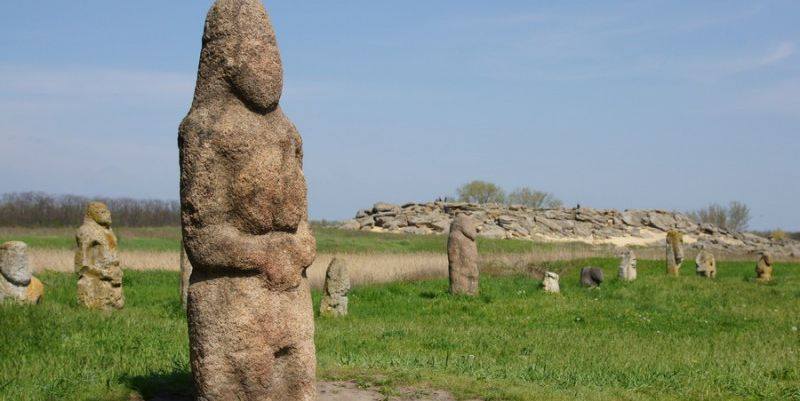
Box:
left=341, top=202, right=800, bottom=257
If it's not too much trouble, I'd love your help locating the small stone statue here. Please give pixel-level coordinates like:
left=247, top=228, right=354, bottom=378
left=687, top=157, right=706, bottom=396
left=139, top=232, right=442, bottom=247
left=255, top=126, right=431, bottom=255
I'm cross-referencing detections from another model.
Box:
left=695, top=250, right=717, bottom=278
left=542, top=271, right=560, bottom=293
left=75, top=202, right=124, bottom=310
left=0, top=241, right=43, bottom=304
left=666, top=230, right=684, bottom=276
left=319, top=258, right=350, bottom=317
left=755, top=252, right=773, bottom=282
left=580, top=267, right=604, bottom=288
left=618, top=248, right=637, bottom=281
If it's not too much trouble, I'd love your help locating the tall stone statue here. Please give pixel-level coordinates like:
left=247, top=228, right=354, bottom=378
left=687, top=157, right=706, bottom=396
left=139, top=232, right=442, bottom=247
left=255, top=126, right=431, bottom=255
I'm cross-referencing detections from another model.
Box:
left=618, top=248, right=637, bottom=281
left=665, top=230, right=684, bottom=277
left=319, top=258, right=350, bottom=317
left=448, top=214, right=479, bottom=296
left=755, top=252, right=773, bottom=282
left=75, top=202, right=124, bottom=310
left=695, top=250, right=717, bottom=278
left=179, top=1, right=317, bottom=399
left=0, top=241, right=44, bottom=304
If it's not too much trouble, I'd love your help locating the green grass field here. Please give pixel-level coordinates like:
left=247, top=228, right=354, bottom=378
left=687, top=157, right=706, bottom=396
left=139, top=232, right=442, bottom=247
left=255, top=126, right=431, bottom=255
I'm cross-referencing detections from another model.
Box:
left=0, top=226, right=593, bottom=255
left=2, top=259, right=798, bottom=401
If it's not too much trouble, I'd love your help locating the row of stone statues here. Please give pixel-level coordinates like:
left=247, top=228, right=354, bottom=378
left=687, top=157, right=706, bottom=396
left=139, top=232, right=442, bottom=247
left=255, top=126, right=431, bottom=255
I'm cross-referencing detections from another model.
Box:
left=443, top=215, right=777, bottom=296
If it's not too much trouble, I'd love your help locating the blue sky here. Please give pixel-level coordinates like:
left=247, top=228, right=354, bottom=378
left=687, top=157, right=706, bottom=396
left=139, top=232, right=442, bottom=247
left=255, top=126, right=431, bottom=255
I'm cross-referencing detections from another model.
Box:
left=1, top=1, right=798, bottom=229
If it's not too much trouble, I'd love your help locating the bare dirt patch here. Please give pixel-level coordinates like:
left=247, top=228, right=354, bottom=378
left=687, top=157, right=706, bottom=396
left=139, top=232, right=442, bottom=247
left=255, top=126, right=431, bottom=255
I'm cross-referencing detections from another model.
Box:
left=135, top=381, right=471, bottom=401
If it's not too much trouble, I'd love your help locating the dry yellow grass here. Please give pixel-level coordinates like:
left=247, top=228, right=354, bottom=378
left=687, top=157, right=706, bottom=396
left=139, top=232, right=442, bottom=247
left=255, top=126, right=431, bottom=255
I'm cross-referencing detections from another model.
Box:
left=29, top=249, right=448, bottom=290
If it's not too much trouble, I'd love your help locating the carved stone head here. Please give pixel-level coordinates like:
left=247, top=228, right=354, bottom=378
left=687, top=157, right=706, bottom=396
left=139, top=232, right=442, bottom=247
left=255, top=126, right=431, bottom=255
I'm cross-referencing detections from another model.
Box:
left=87, top=202, right=112, bottom=228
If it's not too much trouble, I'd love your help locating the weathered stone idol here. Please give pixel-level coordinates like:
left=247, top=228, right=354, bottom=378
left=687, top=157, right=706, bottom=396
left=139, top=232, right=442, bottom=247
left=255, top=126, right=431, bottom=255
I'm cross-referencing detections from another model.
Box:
left=580, top=267, right=604, bottom=288
left=695, top=250, right=716, bottom=278
left=179, top=244, right=192, bottom=309
left=319, top=258, right=350, bottom=317
left=448, top=213, right=479, bottom=296
left=618, top=248, right=637, bottom=281
left=756, top=252, right=773, bottom=282
left=75, top=202, right=124, bottom=310
left=0, top=241, right=43, bottom=304
left=666, top=230, right=684, bottom=276
left=179, top=1, right=317, bottom=399
left=542, top=271, right=560, bottom=293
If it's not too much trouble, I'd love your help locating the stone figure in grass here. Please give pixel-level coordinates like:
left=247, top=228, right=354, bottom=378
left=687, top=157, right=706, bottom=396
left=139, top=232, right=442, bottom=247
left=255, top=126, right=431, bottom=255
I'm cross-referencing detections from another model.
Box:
left=0, top=241, right=44, bottom=304
left=319, top=258, right=350, bottom=317
left=580, top=267, right=604, bottom=288
left=665, top=230, right=684, bottom=277
left=75, top=202, right=124, bottom=310
left=695, top=249, right=717, bottom=278
left=755, top=252, right=773, bottom=282
left=542, top=271, right=560, bottom=293
left=618, top=248, right=637, bottom=281
left=448, top=213, right=479, bottom=296
left=179, top=0, right=317, bottom=399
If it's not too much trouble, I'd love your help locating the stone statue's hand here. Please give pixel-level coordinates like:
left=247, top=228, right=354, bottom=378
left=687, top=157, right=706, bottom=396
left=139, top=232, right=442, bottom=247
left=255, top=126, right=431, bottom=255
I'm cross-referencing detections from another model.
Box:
left=256, top=222, right=316, bottom=291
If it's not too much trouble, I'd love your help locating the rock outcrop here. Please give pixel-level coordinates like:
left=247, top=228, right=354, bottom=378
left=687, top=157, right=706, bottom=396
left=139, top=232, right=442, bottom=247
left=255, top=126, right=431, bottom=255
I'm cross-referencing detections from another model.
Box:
left=695, top=250, right=717, bottom=278
left=756, top=252, right=773, bottom=282
left=179, top=1, right=316, bottom=400
left=447, top=214, right=479, bottom=296
left=75, top=202, right=124, bottom=310
left=0, top=241, right=43, bottom=304
left=319, top=258, right=350, bottom=317
left=666, top=230, right=684, bottom=277
left=542, top=272, right=560, bottom=293
left=341, top=202, right=800, bottom=257
left=580, top=267, right=604, bottom=288
left=618, top=248, right=637, bottom=281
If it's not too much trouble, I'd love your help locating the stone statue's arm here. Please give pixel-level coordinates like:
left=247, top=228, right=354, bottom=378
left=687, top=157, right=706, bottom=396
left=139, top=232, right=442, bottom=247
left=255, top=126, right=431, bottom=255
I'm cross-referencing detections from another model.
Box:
left=185, top=220, right=316, bottom=286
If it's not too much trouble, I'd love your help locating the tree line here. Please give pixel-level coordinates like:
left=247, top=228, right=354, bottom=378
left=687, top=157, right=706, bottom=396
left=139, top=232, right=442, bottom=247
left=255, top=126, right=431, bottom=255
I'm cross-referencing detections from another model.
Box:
left=0, top=192, right=180, bottom=227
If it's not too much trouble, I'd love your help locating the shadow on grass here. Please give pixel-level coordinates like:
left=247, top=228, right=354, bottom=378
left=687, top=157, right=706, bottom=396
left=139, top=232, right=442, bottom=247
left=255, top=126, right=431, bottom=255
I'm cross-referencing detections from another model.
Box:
left=121, top=369, right=192, bottom=401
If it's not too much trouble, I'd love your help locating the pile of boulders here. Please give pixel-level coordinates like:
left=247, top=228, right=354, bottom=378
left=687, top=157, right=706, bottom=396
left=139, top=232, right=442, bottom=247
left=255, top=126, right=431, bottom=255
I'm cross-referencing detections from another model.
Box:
left=341, top=202, right=800, bottom=257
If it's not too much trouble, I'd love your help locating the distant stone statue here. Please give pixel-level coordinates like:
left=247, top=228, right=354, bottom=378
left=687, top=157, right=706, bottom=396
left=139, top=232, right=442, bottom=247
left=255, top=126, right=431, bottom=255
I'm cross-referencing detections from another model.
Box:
left=755, top=252, right=773, bottom=282
left=695, top=250, right=717, bottom=278
left=666, top=230, right=684, bottom=276
left=179, top=244, right=192, bottom=309
left=75, top=202, right=124, bottom=310
left=179, top=1, right=317, bottom=400
left=0, top=241, right=43, bottom=304
left=542, top=271, right=560, bottom=293
left=618, top=248, right=637, bottom=281
left=580, top=267, right=604, bottom=288
left=448, top=214, right=479, bottom=296
left=319, top=258, right=350, bottom=317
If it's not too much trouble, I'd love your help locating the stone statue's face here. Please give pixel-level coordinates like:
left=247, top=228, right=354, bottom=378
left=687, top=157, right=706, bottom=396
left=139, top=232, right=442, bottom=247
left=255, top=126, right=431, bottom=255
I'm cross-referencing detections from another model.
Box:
left=87, top=202, right=112, bottom=227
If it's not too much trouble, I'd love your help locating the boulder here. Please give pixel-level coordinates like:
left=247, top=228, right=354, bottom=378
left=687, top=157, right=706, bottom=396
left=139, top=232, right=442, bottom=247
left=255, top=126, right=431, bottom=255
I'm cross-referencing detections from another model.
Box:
left=372, top=202, right=398, bottom=213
